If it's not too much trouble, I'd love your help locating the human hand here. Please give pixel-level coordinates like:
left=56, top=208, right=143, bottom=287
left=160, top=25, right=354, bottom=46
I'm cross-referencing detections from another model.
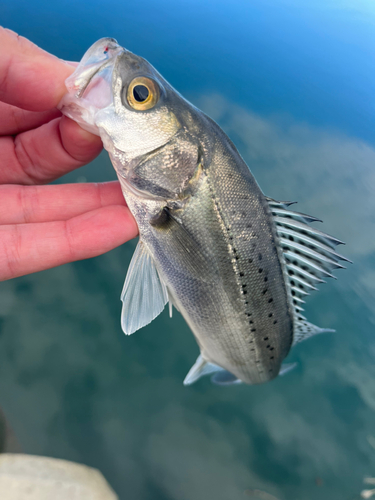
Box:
left=0, top=28, right=138, bottom=281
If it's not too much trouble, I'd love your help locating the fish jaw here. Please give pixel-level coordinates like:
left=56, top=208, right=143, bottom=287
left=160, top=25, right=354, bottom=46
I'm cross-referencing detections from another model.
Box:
left=58, top=38, right=124, bottom=136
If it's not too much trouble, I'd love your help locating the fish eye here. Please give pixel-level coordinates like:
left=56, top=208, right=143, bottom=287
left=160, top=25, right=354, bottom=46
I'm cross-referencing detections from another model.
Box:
left=126, top=77, right=159, bottom=110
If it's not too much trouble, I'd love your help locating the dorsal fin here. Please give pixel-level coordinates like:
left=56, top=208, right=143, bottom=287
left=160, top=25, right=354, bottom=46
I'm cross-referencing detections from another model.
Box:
left=268, top=199, right=351, bottom=345
left=292, top=321, right=334, bottom=347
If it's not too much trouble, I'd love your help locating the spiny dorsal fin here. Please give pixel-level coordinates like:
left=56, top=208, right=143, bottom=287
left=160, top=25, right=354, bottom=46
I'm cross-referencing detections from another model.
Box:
left=268, top=199, right=350, bottom=344
left=266, top=197, right=297, bottom=207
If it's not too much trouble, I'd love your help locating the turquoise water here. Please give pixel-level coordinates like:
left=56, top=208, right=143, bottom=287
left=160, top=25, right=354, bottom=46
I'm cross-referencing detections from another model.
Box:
left=1, top=1, right=375, bottom=499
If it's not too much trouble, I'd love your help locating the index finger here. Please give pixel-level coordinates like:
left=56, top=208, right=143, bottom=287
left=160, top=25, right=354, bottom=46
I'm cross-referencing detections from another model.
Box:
left=0, top=27, right=74, bottom=112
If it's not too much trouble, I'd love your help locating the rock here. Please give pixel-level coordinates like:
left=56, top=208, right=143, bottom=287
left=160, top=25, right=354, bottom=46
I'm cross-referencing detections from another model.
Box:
left=0, top=454, right=118, bottom=499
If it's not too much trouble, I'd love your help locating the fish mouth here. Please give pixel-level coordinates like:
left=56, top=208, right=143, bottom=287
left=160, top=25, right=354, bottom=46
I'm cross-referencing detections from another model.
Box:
left=58, top=38, right=124, bottom=135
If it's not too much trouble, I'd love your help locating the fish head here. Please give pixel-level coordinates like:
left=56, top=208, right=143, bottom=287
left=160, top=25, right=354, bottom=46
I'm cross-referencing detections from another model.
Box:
left=59, top=38, right=182, bottom=165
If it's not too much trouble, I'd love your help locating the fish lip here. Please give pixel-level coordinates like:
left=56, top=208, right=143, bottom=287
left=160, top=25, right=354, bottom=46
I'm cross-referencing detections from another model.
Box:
left=58, top=38, right=125, bottom=135
left=65, top=38, right=124, bottom=99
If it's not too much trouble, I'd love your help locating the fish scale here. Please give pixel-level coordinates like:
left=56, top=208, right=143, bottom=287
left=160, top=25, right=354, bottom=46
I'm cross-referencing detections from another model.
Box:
left=205, top=137, right=293, bottom=382
left=58, top=38, right=348, bottom=386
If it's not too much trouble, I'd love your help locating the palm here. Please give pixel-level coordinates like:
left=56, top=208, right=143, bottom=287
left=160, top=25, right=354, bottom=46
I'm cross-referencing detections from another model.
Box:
left=0, top=28, right=138, bottom=281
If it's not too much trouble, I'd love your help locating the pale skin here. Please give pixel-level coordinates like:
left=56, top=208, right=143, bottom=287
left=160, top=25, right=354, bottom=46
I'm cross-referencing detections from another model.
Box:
left=0, top=28, right=139, bottom=281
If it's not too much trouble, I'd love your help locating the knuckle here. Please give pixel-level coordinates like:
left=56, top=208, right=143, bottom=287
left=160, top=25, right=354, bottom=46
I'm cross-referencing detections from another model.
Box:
left=13, top=135, right=40, bottom=184
left=0, top=226, right=22, bottom=280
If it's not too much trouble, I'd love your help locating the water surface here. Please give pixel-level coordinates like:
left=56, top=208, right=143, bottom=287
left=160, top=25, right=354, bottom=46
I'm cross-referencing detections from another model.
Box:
left=1, top=1, right=375, bottom=499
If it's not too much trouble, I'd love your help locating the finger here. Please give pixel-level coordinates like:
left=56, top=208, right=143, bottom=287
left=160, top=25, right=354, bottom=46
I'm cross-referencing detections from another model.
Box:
left=0, top=116, right=102, bottom=184
left=0, top=205, right=139, bottom=281
left=0, top=101, right=61, bottom=135
left=0, top=27, right=74, bottom=111
left=0, top=182, right=126, bottom=224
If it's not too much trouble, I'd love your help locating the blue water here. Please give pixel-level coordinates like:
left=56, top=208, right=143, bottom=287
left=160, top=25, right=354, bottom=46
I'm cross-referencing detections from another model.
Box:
left=1, top=1, right=375, bottom=499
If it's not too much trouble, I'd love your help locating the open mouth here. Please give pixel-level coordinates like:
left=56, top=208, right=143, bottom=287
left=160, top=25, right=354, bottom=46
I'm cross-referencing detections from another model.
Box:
left=58, top=38, right=124, bottom=135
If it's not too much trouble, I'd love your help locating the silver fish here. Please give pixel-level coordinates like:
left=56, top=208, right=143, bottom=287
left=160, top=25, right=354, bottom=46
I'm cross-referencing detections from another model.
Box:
left=58, top=38, right=349, bottom=386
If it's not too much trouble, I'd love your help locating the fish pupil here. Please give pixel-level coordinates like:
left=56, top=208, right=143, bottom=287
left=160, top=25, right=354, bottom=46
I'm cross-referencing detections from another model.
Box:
left=133, top=85, right=149, bottom=102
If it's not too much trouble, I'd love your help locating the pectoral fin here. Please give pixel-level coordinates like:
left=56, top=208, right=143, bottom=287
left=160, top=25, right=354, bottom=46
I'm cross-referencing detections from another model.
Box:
left=121, top=240, right=169, bottom=335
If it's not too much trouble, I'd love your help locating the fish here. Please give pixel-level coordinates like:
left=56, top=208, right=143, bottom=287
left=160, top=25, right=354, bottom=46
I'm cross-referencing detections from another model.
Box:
left=58, top=38, right=350, bottom=386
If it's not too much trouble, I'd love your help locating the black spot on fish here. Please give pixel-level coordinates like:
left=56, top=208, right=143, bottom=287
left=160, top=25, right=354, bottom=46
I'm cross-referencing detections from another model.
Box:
left=264, top=337, right=268, bottom=340
left=270, top=356, right=274, bottom=360
left=264, top=277, right=268, bottom=282
left=240, top=272, right=244, bottom=277
left=251, top=328, right=256, bottom=332
left=268, top=298, right=273, bottom=303
left=262, top=289, right=267, bottom=295
left=273, top=320, right=278, bottom=324
left=258, top=268, right=263, bottom=273
left=268, top=313, right=273, bottom=318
